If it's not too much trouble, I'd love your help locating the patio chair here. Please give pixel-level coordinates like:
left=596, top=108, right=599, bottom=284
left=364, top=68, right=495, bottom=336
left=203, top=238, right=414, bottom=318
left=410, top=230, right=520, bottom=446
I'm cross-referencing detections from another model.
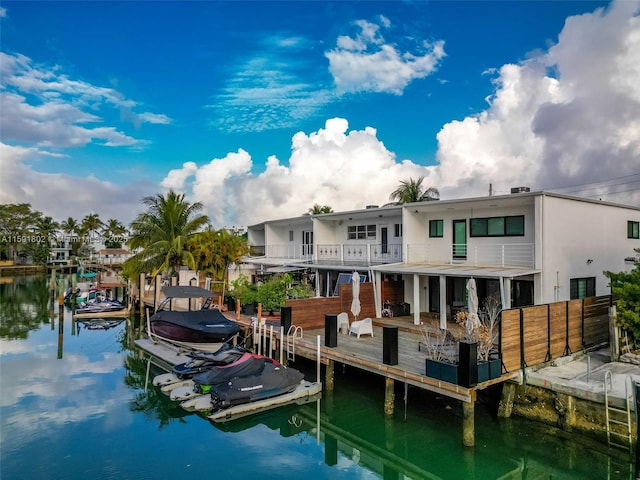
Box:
left=337, top=312, right=350, bottom=334
left=349, top=317, right=374, bottom=339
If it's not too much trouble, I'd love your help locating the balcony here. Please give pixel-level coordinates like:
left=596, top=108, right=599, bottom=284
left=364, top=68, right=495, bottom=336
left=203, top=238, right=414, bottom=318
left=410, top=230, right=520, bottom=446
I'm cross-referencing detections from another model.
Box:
left=264, top=244, right=313, bottom=260
left=316, top=243, right=403, bottom=264
left=406, top=243, right=535, bottom=268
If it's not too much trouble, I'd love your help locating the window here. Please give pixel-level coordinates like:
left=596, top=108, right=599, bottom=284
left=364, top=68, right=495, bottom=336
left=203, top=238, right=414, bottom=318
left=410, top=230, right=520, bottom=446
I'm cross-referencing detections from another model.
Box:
left=570, top=277, right=595, bottom=299
left=394, top=223, right=402, bottom=237
left=289, top=230, right=294, bottom=242
left=470, top=215, right=524, bottom=237
left=429, top=219, right=443, bottom=238
left=347, top=225, right=376, bottom=240
left=629, top=221, right=640, bottom=239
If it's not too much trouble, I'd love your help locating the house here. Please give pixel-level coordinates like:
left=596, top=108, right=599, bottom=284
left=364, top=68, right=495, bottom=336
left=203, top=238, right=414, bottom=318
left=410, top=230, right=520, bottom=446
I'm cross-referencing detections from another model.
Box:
left=244, top=190, right=640, bottom=326
left=96, top=248, right=132, bottom=266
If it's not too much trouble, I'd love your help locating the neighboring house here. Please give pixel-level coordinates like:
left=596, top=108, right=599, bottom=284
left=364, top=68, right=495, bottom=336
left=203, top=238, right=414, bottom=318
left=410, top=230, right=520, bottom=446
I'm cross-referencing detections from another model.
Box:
left=96, top=248, right=132, bottom=265
left=244, top=190, right=640, bottom=326
left=49, top=236, right=73, bottom=264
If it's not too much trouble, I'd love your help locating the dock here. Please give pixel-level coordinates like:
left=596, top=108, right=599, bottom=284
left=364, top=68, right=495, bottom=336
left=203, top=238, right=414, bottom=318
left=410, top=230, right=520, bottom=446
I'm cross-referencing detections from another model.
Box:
left=72, top=305, right=132, bottom=320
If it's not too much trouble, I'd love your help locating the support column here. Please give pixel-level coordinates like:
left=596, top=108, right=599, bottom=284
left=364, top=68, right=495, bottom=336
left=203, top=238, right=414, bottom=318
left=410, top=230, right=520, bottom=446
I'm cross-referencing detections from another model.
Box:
left=439, top=274, right=447, bottom=329
left=153, top=274, right=162, bottom=313
left=413, top=273, right=420, bottom=325
left=325, top=360, right=334, bottom=392
left=138, top=273, right=145, bottom=318
left=462, top=394, right=475, bottom=447
left=384, top=377, right=395, bottom=416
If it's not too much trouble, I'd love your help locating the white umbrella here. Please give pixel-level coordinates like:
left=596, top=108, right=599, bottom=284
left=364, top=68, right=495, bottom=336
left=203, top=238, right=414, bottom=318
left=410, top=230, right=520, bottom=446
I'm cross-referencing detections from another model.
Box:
left=350, top=271, right=361, bottom=320
left=466, top=278, right=480, bottom=337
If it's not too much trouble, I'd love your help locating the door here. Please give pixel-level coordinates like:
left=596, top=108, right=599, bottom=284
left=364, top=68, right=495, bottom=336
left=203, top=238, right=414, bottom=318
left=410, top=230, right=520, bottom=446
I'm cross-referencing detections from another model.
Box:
left=452, top=219, right=467, bottom=259
left=302, top=231, right=313, bottom=257
left=428, top=276, right=440, bottom=313
left=381, top=227, right=388, bottom=255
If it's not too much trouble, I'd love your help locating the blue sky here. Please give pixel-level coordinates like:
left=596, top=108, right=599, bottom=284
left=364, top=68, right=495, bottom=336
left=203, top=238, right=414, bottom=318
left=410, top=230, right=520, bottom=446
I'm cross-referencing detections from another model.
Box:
left=1, top=1, right=639, bottom=227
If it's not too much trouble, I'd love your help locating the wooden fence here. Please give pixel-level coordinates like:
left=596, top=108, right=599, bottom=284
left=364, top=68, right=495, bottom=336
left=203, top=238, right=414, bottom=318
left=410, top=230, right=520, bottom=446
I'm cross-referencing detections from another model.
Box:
left=500, top=295, right=611, bottom=373
left=284, top=282, right=377, bottom=330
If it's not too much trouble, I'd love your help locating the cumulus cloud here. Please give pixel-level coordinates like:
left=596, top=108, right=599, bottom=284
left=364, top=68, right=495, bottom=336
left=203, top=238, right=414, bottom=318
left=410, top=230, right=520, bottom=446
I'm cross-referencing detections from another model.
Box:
left=164, top=118, right=436, bottom=226
left=325, top=16, right=446, bottom=95
left=435, top=0, right=640, bottom=204
left=0, top=52, right=171, bottom=148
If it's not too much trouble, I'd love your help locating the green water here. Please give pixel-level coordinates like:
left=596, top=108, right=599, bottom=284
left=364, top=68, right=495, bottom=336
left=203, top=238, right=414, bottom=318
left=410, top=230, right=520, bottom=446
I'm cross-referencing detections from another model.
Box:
left=0, top=275, right=634, bottom=479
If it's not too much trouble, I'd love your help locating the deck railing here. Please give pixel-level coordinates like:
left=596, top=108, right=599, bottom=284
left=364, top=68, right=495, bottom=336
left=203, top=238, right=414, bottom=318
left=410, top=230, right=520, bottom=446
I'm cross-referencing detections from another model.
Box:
left=265, top=244, right=313, bottom=260
left=406, top=243, right=535, bottom=268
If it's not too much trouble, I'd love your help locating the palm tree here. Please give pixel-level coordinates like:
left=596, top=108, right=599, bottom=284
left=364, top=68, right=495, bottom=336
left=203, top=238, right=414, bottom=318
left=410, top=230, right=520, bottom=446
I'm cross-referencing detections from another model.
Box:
left=81, top=213, right=104, bottom=242
left=389, top=176, right=439, bottom=204
left=102, top=218, right=128, bottom=248
left=124, top=190, right=210, bottom=277
left=60, top=217, right=78, bottom=236
left=307, top=204, right=334, bottom=214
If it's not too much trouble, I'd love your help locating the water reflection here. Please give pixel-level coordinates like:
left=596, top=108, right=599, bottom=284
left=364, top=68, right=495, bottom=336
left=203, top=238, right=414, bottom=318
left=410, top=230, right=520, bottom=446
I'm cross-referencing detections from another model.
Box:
left=0, top=274, right=636, bottom=480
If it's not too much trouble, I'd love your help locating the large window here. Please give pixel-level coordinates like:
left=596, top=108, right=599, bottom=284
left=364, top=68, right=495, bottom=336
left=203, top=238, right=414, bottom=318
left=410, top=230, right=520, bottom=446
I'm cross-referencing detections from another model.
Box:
left=570, top=277, right=595, bottom=299
left=429, top=219, right=444, bottom=238
left=348, top=224, right=376, bottom=240
left=629, top=221, right=640, bottom=239
left=470, top=215, right=524, bottom=237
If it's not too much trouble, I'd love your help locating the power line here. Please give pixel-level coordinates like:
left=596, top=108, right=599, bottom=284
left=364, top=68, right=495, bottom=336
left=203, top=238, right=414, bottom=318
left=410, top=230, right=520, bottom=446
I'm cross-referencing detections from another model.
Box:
left=540, top=172, right=640, bottom=192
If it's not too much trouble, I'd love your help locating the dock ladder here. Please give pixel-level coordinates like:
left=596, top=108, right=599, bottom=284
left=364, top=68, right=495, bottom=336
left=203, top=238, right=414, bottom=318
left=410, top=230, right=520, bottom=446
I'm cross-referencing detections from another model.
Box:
left=286, top=325, right=303, bottom=362
left=604, top=370, right=634, bottom=452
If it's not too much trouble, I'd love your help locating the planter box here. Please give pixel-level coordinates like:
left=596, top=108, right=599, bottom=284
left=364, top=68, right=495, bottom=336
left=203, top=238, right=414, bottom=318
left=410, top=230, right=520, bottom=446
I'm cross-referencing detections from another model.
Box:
left=425, top=359, right=458, bottom=385
left=478, top=361, right=490, bottom=383
left=489, top=358, right=502, bottom=379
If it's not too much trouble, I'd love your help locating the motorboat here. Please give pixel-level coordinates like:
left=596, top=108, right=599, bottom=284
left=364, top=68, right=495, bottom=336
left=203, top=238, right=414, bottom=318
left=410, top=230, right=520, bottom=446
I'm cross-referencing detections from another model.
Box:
left=75, top=297, right=126, bottom=314
left=147, top=285, right=240, bottom=352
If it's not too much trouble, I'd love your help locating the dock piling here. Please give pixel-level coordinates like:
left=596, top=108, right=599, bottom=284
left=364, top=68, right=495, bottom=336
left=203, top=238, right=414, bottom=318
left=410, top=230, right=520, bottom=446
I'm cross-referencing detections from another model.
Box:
left=384, top=377, right=395, bottom=416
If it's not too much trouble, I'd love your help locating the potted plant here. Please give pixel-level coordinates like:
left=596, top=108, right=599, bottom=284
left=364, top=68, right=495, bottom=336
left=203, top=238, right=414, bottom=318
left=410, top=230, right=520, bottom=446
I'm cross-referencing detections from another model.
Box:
left=230, top=274, right=258, bottom=314
left=421, top=327, right=459, bottom=384
left=477, top=295, right=502, bottom=381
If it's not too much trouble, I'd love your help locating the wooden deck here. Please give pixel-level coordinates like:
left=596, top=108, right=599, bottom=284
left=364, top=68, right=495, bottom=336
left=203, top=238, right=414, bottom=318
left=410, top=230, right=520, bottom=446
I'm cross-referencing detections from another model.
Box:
left=242, top=314, right=518, bottom=404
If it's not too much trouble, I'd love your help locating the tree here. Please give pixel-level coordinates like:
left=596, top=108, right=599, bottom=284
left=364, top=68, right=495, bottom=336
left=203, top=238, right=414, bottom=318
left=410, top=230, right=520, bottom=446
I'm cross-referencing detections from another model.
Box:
left=605, top=249, right=640, bottom=345
left=29, top=216, right=60, bottom=265
left=102, top=218, right=128, bottom=248
left=187, top=227, right=249, bottom=287
left=0, top=203, right=43, bottom=263
left=389, top=176, right=439, bottom=204
left=307, top=204, right=333, bottom=214
left=123, top=190, right=210, bottom=277
left=60, top=217, right=82, bottom=257
left=81, top=213, right=104, bottom=241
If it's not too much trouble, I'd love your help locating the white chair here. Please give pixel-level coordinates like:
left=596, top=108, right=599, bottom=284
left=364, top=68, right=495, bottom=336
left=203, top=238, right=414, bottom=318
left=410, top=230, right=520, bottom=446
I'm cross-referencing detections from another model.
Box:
left=337, top=312, right=350, bottom=334
left=349, top=317, right=374, bottom=338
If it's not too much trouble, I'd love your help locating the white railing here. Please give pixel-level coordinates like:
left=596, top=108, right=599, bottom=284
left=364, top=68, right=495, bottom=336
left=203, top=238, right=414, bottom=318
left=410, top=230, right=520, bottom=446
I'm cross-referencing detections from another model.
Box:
left=316, top=243, right=402, bottom=264
left=406, top=243, right=535, bottom=268
left=265, top=244, right=313, bottom=260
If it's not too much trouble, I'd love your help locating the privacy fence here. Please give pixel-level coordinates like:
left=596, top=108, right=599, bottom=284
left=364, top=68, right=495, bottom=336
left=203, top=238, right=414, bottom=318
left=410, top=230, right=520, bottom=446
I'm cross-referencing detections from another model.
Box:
left=500, top=295, right=611, bottom=374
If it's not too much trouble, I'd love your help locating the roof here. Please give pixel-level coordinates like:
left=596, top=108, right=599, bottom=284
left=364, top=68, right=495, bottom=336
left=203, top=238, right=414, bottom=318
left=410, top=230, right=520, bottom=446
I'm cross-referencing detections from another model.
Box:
left=371, top=262, right=539, bottom=279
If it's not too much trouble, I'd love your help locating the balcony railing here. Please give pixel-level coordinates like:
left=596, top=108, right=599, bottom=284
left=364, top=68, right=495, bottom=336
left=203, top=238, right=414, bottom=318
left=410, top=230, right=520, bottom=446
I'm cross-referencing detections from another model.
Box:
left=264, top=244, right=313, bottom=260
left=406, top=243, right=535, bottom=268
left=316, top=243, right=403, bottom=264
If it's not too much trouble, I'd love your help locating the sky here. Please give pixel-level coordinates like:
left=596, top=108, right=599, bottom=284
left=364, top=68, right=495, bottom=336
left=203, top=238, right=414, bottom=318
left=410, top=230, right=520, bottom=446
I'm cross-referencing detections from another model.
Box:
left=1, top=0, right=639, bottom=229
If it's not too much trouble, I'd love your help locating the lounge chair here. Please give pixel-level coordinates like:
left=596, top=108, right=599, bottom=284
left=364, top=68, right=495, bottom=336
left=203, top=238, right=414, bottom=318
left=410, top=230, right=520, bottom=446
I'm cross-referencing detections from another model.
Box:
left=349, top=317, right=374, bottom=338
left=337, top=312, right=350, bottom=334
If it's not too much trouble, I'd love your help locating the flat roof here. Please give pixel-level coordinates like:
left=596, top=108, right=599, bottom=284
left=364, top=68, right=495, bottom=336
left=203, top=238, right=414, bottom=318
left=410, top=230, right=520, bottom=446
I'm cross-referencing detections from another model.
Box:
left=371, top=262, right=539, bottom=279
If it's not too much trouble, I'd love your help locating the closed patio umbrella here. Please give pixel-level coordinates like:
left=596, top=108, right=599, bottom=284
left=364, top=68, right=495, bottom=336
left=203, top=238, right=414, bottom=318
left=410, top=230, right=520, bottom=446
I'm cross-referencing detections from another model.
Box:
left=350, top=271, right=361, bottom=321
left=466, top=277, right=480, bottom=337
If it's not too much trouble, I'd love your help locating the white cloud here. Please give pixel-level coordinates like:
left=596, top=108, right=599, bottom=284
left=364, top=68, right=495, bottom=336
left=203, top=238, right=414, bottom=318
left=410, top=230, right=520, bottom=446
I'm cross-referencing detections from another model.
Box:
left=0, top=52, right=171, bottom=148
left=434, top=0, right=640, bottom=203
left=326, top=17, right=446, bottom=95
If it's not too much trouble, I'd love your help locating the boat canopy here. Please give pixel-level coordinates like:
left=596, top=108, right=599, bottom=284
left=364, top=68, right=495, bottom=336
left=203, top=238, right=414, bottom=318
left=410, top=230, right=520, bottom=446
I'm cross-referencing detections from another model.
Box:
left=161, top=285, right=216, bottom=298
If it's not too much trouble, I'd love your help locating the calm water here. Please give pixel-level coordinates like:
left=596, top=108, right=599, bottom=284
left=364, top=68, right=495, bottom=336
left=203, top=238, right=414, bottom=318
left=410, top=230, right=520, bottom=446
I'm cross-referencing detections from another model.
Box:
left=0, top=275, right=635, bottom=480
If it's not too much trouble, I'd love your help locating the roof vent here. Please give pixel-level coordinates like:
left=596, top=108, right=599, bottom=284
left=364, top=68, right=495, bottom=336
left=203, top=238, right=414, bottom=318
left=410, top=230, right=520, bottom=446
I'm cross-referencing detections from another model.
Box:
left=510, top=187, right=530, bottom=194
left=365, top=205, right=379, bottom=209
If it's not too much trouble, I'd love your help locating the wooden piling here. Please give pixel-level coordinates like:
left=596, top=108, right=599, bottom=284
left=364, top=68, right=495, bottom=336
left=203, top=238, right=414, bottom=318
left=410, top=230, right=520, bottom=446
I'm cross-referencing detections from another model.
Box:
left=498, top=383, right=516, bottom=418
left=462, top=396, right=475, bottom=447
left=384, top=377, right=395, bottom=416
left=325, top=360, right=335, bottom=392
left=138, top=273, right=145, bottom=318
left=153, top=274, right=162, bottom=313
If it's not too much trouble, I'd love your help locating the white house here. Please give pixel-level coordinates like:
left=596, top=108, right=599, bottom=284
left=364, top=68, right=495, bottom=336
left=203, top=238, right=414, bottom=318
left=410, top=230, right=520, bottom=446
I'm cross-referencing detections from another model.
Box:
left=245, top=191, right=640, bottom=326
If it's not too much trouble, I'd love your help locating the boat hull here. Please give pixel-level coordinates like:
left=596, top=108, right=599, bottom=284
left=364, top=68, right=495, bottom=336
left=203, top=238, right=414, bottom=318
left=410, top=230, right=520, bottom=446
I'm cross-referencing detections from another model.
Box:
left=149, top=309, right=240, bottom=344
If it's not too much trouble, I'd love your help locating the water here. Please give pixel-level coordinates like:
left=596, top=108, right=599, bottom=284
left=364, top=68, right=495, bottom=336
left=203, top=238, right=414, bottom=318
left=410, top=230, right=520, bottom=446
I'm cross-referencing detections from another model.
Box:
left=0, top=275, right=635, bottom=479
